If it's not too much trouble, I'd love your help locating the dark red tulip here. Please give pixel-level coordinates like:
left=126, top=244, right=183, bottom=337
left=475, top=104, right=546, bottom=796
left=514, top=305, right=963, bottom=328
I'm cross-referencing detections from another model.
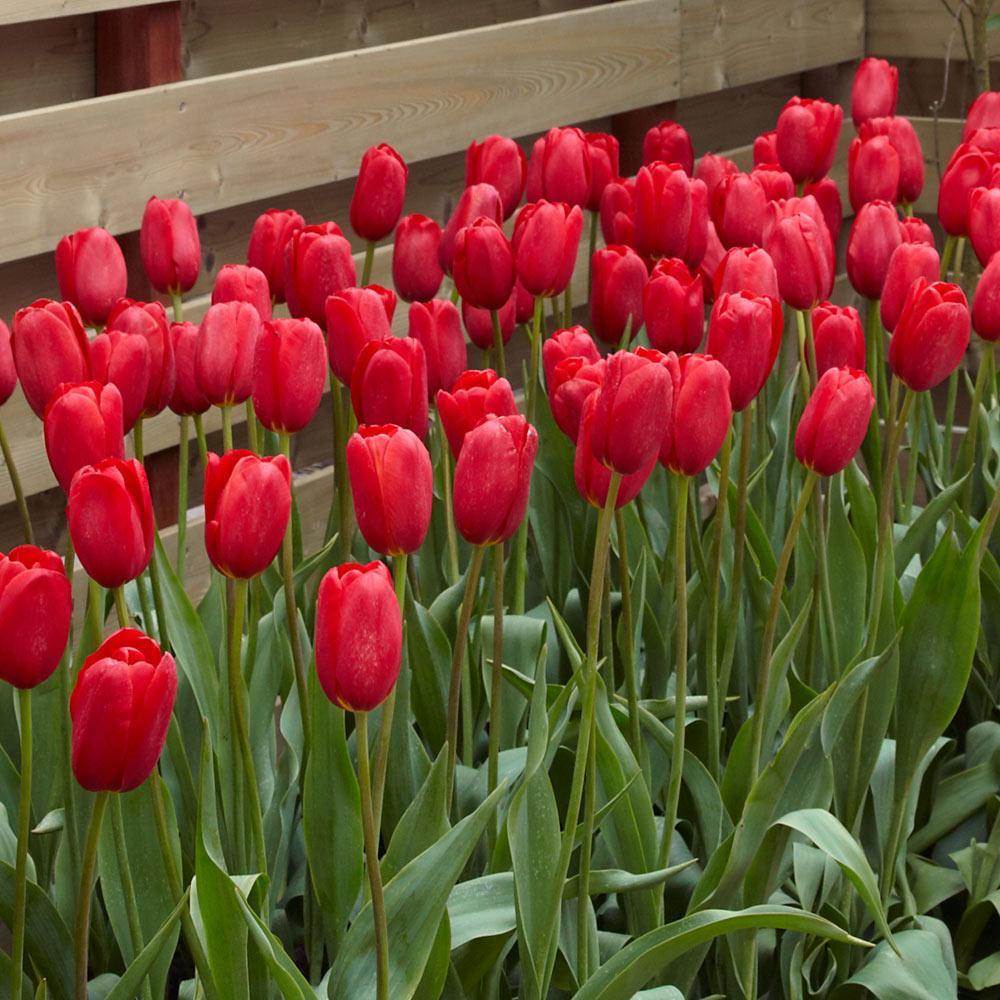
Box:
left=803, top=178, right=844, bottom=244
left=71, top=628, right=176, bottom=792
left=284, top=223, right=357, bottom=324
left=765, top=212, right=835, bottom=309
left=889, top=279, right=971, bottom=391
left=707, top=291, right=783, bottom=410
left=350, top=144, right=408, bottom=243
left=644, top=257, right=705, bottom=353
left=713, top=246, right=779, bottom=300
left=880, top=241, right=941, bottom=332
left=541, top=326, right=600, bottom=388
left=528, top=127, right=591, bottom=207
left=0, top=321, right=15, bottom=407
left=462, top=291, right=516, bottom=350
left=754, top=130, right=779, bottom=166
left=436, top=369, right=517, bottom=457
left=67, top=458, right=153, bottom=588
left=452, top=218, right=516, bottom=310
left=392, top=215, right=444, bottom=302
left=899, top=215, right=935, bottom=245
left=972, top=252, right=1000, bottom=341
left=712, top=172, right=769, bottom=248
left=55, top=228, right=127, bottom=327
left=585, top=132, right=620, bottom=211
left=590, top=245, right=647, bottom=345
left=453, top=414, right=537, bottom=544
left=253, top=318, right=327, bottom=434
left=696, top=154, right=739, bottom=202
left=212, top=264, right=272, bottom=321
left=599, top=176, right=635, bottom=247
left=139, top=197, right=200, bottom=294
left=44, top=382, right=125, bottom=493
left=514, top=280, right=535, bottom=324
left=196, top=301, right=261, bottom=407
left=776, top=97, right=844, bottom=184
left=969, top=184, right=1000, bottom=266
left=548, top=356, right=605, bottom=441
left=658, top=352, right=732, bottom=476
left=848, top=133, right=901, bottom=211
left=795, top=367, right=875, bottom=476
left=812, top=302, right=866, bottom=374
left=846, top=200, right=902, bottom=299
left=315, top=562, right=401, bottom=712
left=466, top=135, right=527, bottom=220
left=351, top=337, right=429, bottom=439
left=513, top=200, right=584, bottom=298
left=964, top=91, right=1000, bottom=140
left=938, top=144, right=996, bottom=236
left=634, top=163, right=707, bottom=266
left=169, top=322, right=211, bottom=416
left=325, top=286, right=394, bottom=386
left=408, top=299, right=466, bottom=396
left=347, top=424, right=433, bottom=555
left=860, top=117, right=924, bottom=205
left=246, top=208, right=304, bottom=304
left=0, top=546, right=71, bottom=690
left=104, top=299, right=175, bottom=419
left=205, top=450, right=291, bottom=578
left=439, top=183, right=503, bottom=275
left=642, top=120, right=694, bottom=174
left=852, top=58, right=898, bottom=128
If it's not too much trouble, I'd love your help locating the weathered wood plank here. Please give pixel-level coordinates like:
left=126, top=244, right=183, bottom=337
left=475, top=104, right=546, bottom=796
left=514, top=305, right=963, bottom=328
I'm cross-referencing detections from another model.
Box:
left=0, top=0, right=145, bottom=25
left=867, top=0, right=1000, bottom=62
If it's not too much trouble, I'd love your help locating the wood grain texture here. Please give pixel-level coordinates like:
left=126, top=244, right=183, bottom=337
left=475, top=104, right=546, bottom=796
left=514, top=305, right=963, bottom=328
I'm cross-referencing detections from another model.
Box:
left=0, top=0, right=144, bottom=25
left=867, top=0, right=1000, bottom=61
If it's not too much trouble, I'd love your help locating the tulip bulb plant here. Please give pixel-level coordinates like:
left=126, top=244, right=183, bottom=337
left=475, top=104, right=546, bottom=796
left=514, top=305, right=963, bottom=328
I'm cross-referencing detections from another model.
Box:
left=2, top=61, right=1000, bottom=1000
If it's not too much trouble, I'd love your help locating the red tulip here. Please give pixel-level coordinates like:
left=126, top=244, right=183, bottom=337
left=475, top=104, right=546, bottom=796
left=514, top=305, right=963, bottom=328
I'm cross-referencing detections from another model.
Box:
left=514, top=280, right=535, bottom=325
left=706, top=291, right=783, bottom=410
left=938, top=144, right=996, bottom=236
left=712, top=172, right=768, bottom=248
left=812, top=302, right=866, bottom=374
left=964, top=91, right=1000, bottom=140
left=104, top=299, right=175, bottom=418
left=325, top=286, right=394, bottom=387
left=889, top=279, right=971, bottom=391
left=658, top=352, right=732, bottom=476
left=88, top=328, right=150, bottom=433
left=0, top=321, right=15, bottom=407
left=196, top=301, right=261, bottom=407
left=44, top=382, right=125, bottom=493
left=0, top=546, right=71, bottom=690
left=351, top=337, right=429, bottom=439
left=880, top=241, right=941, bottom=332
left=968, top=184, right=1000, bottom=266
left=548, top=356, right=605, bottom=441
left=315, top=562, right=401, bottom=712
left=860, top=117, right=924, bottom=205
left=168, top=322, right=211, bottom=416
left=972, top=252, right=1000, bottom=342
left=764, top=195, right=830, bottom=245
left=12, top=300, right=91, bottom=417
left=439, top=184, right=503, bottom=275
left=392, top=215, right=444, bottom=302
left=347, top=425, right=432, bottom=555
left=846, top=200, right=902, bottom=299
left=284, top=223, right=357, bottom=324
left=852, top=58, right=898, bottom=128
left=246, top=208, right=304, bottom=304
left=462, top=291, right=516, bottom=350
left=55, top=228, right=127, bottom=327
left=634, top=163, right=708, bottom=266
left=803, top=178, right=844, bottom=245
left=408, top=299, right=466, bottom=396
left=695, top=154, right=739, bottom=202
left=599, top=176, right=635, bottom=247
left=139, top=197, right=200, bottom=294
left=452, top=218, right=516, bottom=310
left=466, top=136, right=527, bottom=220
left=513, top=201, right=584, bottom=298
left=899, top=215, right=935, bottom=245
left=848, top=134, right=901, bottom=211
left=795, top=367, right=875, bottom=476
left=350, top=144, right=408, bottom=242
left=751, top=163, right=796, bottom=202
left=697, top=221, right=727, bottom=301
left=542, top=326, right=600, bottom=388
left=754, top=130, right=779, bottom=166
left=642, top=120, right=694, bottom=174
left=644, top=257, right=705, bottom=353
left=71, top=628, right=177, bottom=792
left=585, top=132, right=620, bottom=211
left=776, top=97, right=843, bottom=184
left=204, top=450, right=291, bottom=578
left=212, top=264, right=272, bottom=321
left=528, top=127, right=591, bottom=207
left=453, top=414, right=537, bottom=544
left=436, top=369, right=517, bottom=457
left=67, top=458, right=153, bottom=588
left=253, top=318, right=327, bottom=434
left=713, top=246, right=779, bottom=300
left=766, top=212, right=835, bottom=309
left=966, top=127, right=1000, bottom=155
left=590, top=245, right=647, bottom=345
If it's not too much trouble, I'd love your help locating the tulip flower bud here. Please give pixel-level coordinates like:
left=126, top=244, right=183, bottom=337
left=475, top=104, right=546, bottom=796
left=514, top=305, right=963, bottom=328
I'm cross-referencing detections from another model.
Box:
left=315, top=562, right=402, bottom=711
left=590, top=245, right=647, bottom=345
left=848, top=134, right=901, bottom=211
left=549, top=356, right=605, bottom=441
left=764, top=195, right=830, bottom=246
left=55, top=228, right=128, bottom=327
left=812, top=302, right=866, bottom=374
left=542, top=326, right=600, bottom=388
left=466, top=135, right=527, bottom=219
left=588, top=350, right=672, bottom=475
left=350, top=143, right=408, bottom=242
left=852, top=57, right=898, bottom=128
left=71, top=628, right=176, bottom=792
left=711, top=172, right=769, bottom=248
left=968, top=184, right=1000, bottom=266
left=284, top=223, right=357, bottom=324
left=44, top=382, right=125, bottom=493
left=347, top=425, right=432, bottom=555
left=644, top=257, right=705, bottom=353
left=12, top=300, right=91, bottom=417
left=634, top=163, right=707, bottom=265
left=514, top=280, right=535, bottom=324
left=462, top=292, right=516, bottom=350
left=0, top=321, right=15, bottom=407
left=707, top=290, right=783, bottom=410
left=967, top=127, right=1000, bottom=155
left=0, top=546, right=71, bottom=690
left=889, top=279, right=971, bottom=391
left=453, top=414, right=537, bottom=544
left=803, top=177, right=844, bottom=244
left=212, top=264, right=272, bottom=321
left=439, top=184, right=503, bottom=275
left=713, top=246, right=779, bottom=300
left=767, top=212, right=835, bottom=309
left=392, top=215, right=444, bottom=302
left=513, top=200, right=584, bottom=298
left=599, top=176, right=635, bottom=247
left=964, top=91, right=1000, bottom=140
left=695, top=153, right=739, bottom=202
left=324, top=285, right=393, bottom=386
left=408, top=300, right=466, bottom=396
left=528, top=126, right=591, bottom=207
left=140, top=197, right=200, bottom=294
left=657, top=352, right=732, bottom=476
left=253, top=318, right=327, bottom=434
left=697, top=222, right=727, bottom=301
left=574, top=392, right=654, bottom=508
left=584, top=132, right=620, bottom=211
left=900, top=215, right=935, bottom=245
left=642, top=120, right=695, bottom=175
left=938, top=144, right=996, bottom=236
left=196, top=301, right=261, bottom=407
left=846, top=200, right=902, bottom=300
left=879, top=241, right=940, bottom=332
left=169, top=322, right=211, bottom=416
left=436, top=369, right=517, bottom=457
left=452, top=217, right=516, bottom=310
left=88, top=328, right=150, bottom=433
left=795, top=367, right=875, bottom=476
left=754, top=130, right=779, bottom=166
left=351, top=337, right=429, bottom=439
left=860, top=117, right=924, bottom=205
left=246, top=208, right=304, bottom=304
left=776, top=97, right=843, bottom=183
left=204, top=450, right=291, bottom=578
left=68, top=458, right=153, bottom=588
left=973, top=252, right=1000, bottom=341
left=751, top=163, right=795, bottom=202
left=103, top=299, right=175, bottom=419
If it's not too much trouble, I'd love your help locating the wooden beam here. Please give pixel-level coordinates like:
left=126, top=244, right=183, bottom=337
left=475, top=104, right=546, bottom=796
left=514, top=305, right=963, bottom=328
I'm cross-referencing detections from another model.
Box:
left=0, top=0, right=145, bottom=26
left=866, top=0, right=1000, bottom=61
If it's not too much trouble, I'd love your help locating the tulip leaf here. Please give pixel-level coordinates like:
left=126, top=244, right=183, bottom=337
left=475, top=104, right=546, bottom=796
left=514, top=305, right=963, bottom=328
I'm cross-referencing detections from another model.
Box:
left=381, top=748, right=449, bottom=883
left=407, top=596, right=451, bottom=754
left=894, top=473, right=969, bottom=574
left=826, top=473, right=868, bottom=665
left=837, top=926, right=957, bottom=1000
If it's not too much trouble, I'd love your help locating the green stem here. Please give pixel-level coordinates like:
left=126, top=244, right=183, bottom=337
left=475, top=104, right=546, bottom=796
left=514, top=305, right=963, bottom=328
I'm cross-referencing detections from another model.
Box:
left=133, top=418, right=145, bottom=463
left=617, top=509, right=642, bottom=765
left=879, top=775, right=914, bottom=903
left=114, top=586, right=131, bottom=628
left=362, top=241, right=376, bottom=286
left=221, top=405, right=234, bottom=453
left=193, top=413, right=208, bottom=466
left=245, top=399, right=260, bottom=455
left=527, top=296, right=544, bottom=424
left=356, top=711, right=389, bottom=1000
left=795, top=309, right=814, bottom=400
left=177, top=415, right=190, bottom=581
left=487, top=543, right=505, bottom=799
left=749, top=473, right=817, bottom=782
left=490, top=310, right=506, bottom=378
left=61, top=535, right=82, bottom=887
left=958, top=345, right=995, bottom=508
left=110, top=795, right=153, bottom=1000
left=437, top=420, right=460, bottom=585
left=87, top=579, right=103, bottom=644
left=903, top=396, right=922, bottom=522
left=0, top=416, right=33, bottom=544
left=814, top=484, right=840, bottom=678
left=74, top=792, right=109, bottom=1000
left=706, top=430, right=731, bottom=782
left=944, top=370, right=959, bottom=478
left=940, top=234, right=956, bottom=279
left=865, top=301, right=884, bottom=476
left=331, top=377, right=353, bottom=560
left=11, top=687, right=32, bottom=1000
left=563, top=286, right=572, bottom=327
left=588, top=210, right=598, bottom=289
left=170, top=289, right=184, bottom=324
